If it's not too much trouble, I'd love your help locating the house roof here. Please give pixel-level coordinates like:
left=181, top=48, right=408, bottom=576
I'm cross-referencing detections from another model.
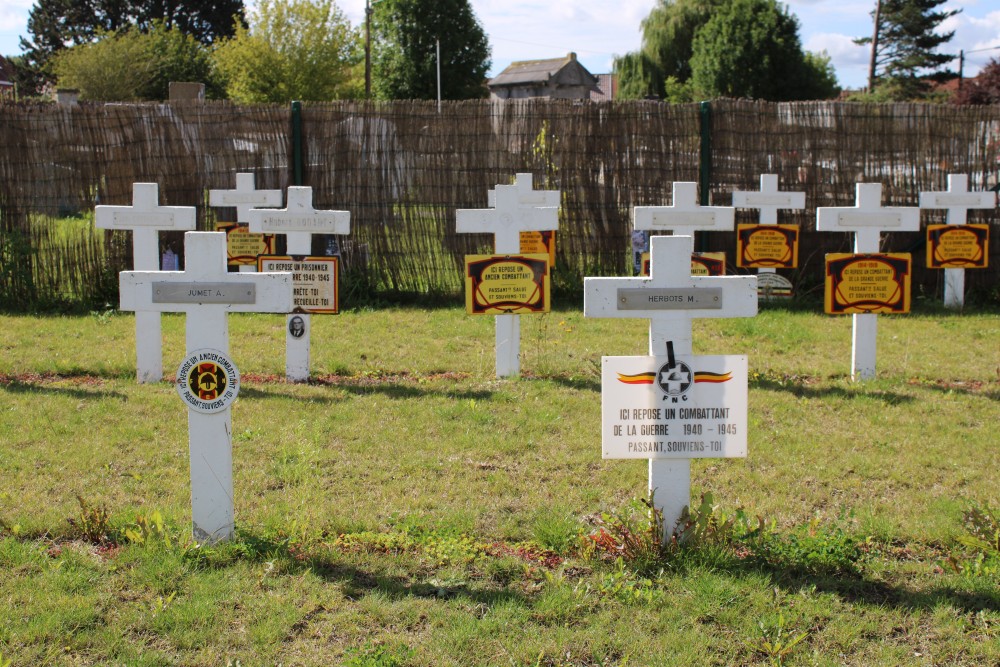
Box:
left=488, top=52, right=599, bottom=90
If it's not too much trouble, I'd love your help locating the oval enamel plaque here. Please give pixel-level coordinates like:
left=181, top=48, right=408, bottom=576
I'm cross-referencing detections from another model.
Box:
left=175, top=349, right=240, bottom=413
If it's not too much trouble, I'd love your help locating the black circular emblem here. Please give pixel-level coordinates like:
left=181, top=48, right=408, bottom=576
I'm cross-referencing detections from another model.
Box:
left=656, top=360, right=692, bottom=397
left=189, top=362, right=227, bottom=400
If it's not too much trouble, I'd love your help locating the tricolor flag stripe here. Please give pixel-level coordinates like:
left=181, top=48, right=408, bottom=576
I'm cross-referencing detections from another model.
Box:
left=694, top=371, right=732, bottom=383
left=616, top=372, right=656, bottom=384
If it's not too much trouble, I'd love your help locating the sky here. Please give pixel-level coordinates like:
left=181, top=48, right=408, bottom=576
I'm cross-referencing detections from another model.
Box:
left=1, top=0, right=998, bottom=91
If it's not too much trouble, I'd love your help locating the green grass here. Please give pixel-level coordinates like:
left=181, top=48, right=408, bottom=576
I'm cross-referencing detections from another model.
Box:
left=1, top=304, right=998, bottom=665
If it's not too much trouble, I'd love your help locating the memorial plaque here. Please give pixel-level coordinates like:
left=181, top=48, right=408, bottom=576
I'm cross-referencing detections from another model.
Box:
left=465, top=254, right=550, bottom=315
left=825, top=253, right=911, bottom=314
left=111, top=211, right=180, bottom=228
left=216, top=222, right=273, bottom=267
left=926, top=224, right=989, bottom=269
left=602, top=354, right=748, bottom=459
left=258, top=255, right=339, bottom=314
left=617, top=288, right=723, bottom=311
left=152, top=282, right=257, bottom=304
left=520, top=230, right=556, bottom=265
left=737, top=224, right=799, bottom=268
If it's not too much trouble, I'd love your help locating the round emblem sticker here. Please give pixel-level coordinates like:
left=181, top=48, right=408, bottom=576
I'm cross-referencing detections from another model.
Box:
left=176, top=348, right=240, bottom=413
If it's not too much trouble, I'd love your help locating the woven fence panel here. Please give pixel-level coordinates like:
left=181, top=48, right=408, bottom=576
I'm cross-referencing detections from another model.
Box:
left=1, top=99, right=998, bottom=309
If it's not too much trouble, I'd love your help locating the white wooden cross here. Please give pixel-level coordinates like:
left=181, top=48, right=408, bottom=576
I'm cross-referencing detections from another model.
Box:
left=584, top=234, right=757, bottom=535
left=817, top=183, right=920, bottom=381
left=119, top=231, right=293, bottom=544
left=456, top=173, right=560, bottom=378
left=95, top=183, right=196, bottom=384
left=634, top=181, right=734, bottom=235
left=247, top=186, right=351, bottom=382
left=732, top=173, right=805, bottom=277
left=919, top=174, right=996, bottom=309
left=209, top=172, right=283, bottom=272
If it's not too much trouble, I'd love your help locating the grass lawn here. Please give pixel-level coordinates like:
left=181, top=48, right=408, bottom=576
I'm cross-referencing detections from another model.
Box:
left=0, top=304, right=998, bottom=666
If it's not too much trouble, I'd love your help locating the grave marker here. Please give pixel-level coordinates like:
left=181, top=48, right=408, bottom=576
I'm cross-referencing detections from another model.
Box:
left=633, top=181, right=734, bottom=275
left=119, top=232, right=292, bottom=543
left=732, top=174, right=805, bottom=298
left=918, top=174, right=996, bottom=309
left=817, top=183, right=920, bottom=381
left=456, top=173, right=559, bottom=377
left=585, top=235, right=757, bottom=534
left=209, top=173, right=282, bottom=272
left=248, top=186, right=351, bottom=382
left=95, top=183, right=196, bottom=383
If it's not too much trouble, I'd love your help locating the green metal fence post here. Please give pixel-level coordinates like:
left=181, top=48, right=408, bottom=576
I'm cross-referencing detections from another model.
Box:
left=698, top=100, right=712, bottom=207
left=291, top=100, right=303, bottom=186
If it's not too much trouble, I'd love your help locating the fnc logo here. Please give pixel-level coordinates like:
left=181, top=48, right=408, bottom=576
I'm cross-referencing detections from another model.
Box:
left=189, top=361, right=227, bottom=400
left=176, top=349, right=240, bottom=414
left=656, top=358, right=692, bottom=402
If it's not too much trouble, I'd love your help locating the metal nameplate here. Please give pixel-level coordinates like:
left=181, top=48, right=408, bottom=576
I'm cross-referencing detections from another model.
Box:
left=650, top=211, right=718, bottom=226
left=113, top=211, right=178, bottom=227
left=743, top=194, right=796, bottom=206
left=836, top=211, right=903, bottom=227
left=931, top=194, right=986, bottom=206
left=152, top=282, right=256, bottom=304
left=617, top=288, right=723, bottom=310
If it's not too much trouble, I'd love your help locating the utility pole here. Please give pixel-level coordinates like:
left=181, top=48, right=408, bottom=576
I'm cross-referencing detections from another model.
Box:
left=365, top=0, right=372, bottom=99
left=867, top=0, right=882, bottom=92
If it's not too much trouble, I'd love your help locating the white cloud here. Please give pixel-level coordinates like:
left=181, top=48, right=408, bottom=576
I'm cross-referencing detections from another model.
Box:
left=0, top=1, right=33, bottom=33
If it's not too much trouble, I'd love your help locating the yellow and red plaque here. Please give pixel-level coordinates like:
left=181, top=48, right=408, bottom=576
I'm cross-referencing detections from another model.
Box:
left=926, top=224, right=989, bottom=269
left=465, top=254, right=550, bottom=314
left=825, top=253, right=911, bottom=314
left=736, top=224, right=799, bottom=268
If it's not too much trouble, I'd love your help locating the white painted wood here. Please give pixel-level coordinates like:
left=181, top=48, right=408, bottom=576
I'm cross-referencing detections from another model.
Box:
left=918, top=174, right=996, bottom=309
left=817, top=183, right=920, bottom=381
left=633, top=182, right=734, bottom=234
left=584, top=234, right=757, bottom=534
left=95, top=183, right=196, bottom=383
left=119, top=231, right=293, bottom=544
left=247, top=186, right=351, bottom=382
left=732, top=174, right=805, bottom=277
left=456, top=174, right=560, bottom=378
left=208, top=172, right=283, bottom=223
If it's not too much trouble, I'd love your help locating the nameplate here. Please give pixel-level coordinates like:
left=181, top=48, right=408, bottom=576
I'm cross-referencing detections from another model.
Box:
left=617, top=288, right=723, bottom=310
left=650, top=211, right=719, bottom=227
left=255, top=214, right=344, bottom=232
left=928, top=194, right=989, bottom=207
left=152, top=282, right=256, bottom=304
left=740, top=194, right=797, bottom=207
left=113, top=211, right=178, bottom=227
left=835, top=211, right=903, bottom=227
left=216, top=193, right=276, bottom=205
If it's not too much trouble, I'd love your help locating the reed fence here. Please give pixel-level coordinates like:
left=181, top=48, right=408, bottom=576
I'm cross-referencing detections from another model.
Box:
left=1, top=99, right=997, bottom=310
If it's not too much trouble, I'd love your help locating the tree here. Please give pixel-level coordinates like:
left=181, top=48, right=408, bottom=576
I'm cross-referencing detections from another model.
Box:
left=953, top=58, right=1000, bottom=105
left=50, top=23, right=220, bottom=101
left=370, top=0, right=490, bottom=100
left=688, top=0, right=838, bottom=101
left=855, top=0, right=959, bottom=95
left=213, top=0, right=361, bottom=103
left=614, top=0, right=723, bottom=100
left=18, top=0, right=245, bottom=93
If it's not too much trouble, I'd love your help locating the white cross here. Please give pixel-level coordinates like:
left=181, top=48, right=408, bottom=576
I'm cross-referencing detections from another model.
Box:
left=95, top=183, right=196, bottom=383
left=733, top=174, right=805, bottom=277
left=817, top=182, right=920, bottom=381
left=119, top=231, right=293, bottom=544
left=584, top=234, right=757, bottom=535
left=208, top=172, right=283, bottom=223
left=247, top=186, right=351, bottom=382
left=456, top=174, right=560, bottom=378
left=919, top=174, right=996, bottom=309
left=633, top=182, right=734, bottom=234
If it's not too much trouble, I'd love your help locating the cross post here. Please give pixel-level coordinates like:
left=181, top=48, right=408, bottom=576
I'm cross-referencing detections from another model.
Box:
left=732, top=173, right=805, bottom=277
left=95, top=183, right=196, bottom=383
left=456, top=174, right=560, bottom=377
left=120, top=231, right=293, bottom=543
left=209, top=173, right=284, bottom=273
left=817, top=183, right=920, bottom=381
left=633, top=181, right=735, bottom=235
left=918, top=174, right=996, bottom=309
left=247, top=186, right=351, bottom=382
left=584, top=235, right=757, bottom=535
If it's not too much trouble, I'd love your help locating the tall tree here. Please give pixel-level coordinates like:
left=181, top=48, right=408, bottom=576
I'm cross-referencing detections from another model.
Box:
left=614, top=0, right=723, bottom=100
left=50, top=22, right=222, bottom=101
left=370, top=0, right=490, bottom=100
left=213, top=0, right=361, bottom=103
left=855, top=0, right=959, bottom=95
left=953, top=58, right=1000, bottom=105
left=689, top=0, right=838, bottom=101
left=19, top=0, right=245, bottom=92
